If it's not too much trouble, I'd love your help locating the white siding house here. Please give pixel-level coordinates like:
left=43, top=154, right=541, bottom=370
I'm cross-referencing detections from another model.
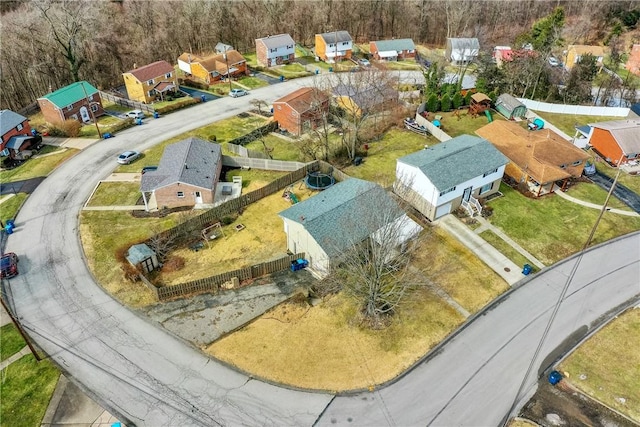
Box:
left=255, top=34, right=296, bottom=67
left=445, top=38, right=480, bottom=65
left=395, top=135, right=508, bottom=221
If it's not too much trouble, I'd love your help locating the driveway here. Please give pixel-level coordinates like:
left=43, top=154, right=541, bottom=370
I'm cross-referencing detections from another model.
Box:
left=5, top=72, right=639, bottom=426
left=590, top=170, right=640, bottom=213
left=0, top=177, right=46, bottom=196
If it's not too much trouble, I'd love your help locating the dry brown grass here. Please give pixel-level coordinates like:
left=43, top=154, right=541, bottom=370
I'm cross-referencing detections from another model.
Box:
left=206, top=291, right=464, bottom=391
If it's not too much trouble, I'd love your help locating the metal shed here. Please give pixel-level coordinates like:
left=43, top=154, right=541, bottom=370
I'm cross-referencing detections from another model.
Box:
left=126, top=243, right=159, bottom=273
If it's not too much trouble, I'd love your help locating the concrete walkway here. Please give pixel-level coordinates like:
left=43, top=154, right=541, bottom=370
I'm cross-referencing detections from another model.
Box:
left=43, top=136, right=100, bottom=150
left=555, top=189, right=640, bottom=217
left=0, top=345, right=31, bottom=370
left=436, top=215, right=524, bottom=286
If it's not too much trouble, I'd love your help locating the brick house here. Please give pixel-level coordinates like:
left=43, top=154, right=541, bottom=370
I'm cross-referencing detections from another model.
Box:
left=37, top=81, right=104, bottom=125
left=625, top=44, right=640, bottom=76
left=122, top=60, right=178, bottom=104
left=369, top=38, right=416, bottom=61
left=273, top=87, right=330, bottom=136
left=586, top=119, right=640, bottom=166
left=1, top=110, right=32, bottom=152
left=255, top=34, right=295, bottom=67
left=315, top=31, right=353, bottom=63
left=140, top=137, right=222, bottom=211
left=177, top=50, right=248, bottom=85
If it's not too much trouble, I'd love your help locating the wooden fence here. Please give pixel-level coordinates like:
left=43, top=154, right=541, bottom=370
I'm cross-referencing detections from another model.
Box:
left=228, top=121, right=278, bottom=146
left=18, top=102, right=40, bottom=117
left=99, top=91, right=155, bottom=113
left=156, top=253, right=305, bottom=301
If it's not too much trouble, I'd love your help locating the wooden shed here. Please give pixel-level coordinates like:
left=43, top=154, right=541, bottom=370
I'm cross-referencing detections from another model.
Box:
left=495, top=94, right=527, bottom=120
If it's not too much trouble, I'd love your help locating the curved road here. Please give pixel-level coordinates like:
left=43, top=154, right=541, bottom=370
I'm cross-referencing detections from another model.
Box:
left=5, top=73, right=640, bottom=426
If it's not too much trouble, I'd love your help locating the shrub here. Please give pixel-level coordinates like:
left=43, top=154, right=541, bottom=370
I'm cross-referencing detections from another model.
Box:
left=452, top=92, right=464, bottom=109
left=440, top=94, right=452, bottom=112
left=426, top=93, right=440, bottom=113
left=464, top=91, right=473, bottom=106
left=48, top=119, right=82, bottom=137
left=162, top=255, right=185, bottom=273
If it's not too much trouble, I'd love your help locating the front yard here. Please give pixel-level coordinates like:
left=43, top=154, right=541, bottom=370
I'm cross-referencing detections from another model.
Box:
left=0, top=146, right=77, bottom=182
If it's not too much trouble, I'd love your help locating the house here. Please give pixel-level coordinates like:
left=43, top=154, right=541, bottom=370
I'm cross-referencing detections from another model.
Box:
left=126, top=243, right=159, bottom=273
left=279, top=178, right=421, bottom=277
left=255, top=34, right=296, bottom=67
left=369, top=38, right=416, bottom=61
left=495, top=94, right=527, bottom=120
left=565, top=45, right=609, bottom=70
left=140, top=137, right=222, bottom=211
left=1, top=110, right=32, bottom=151
left=37, top=81, right=104, bottom=125
left=625, top=44, right=640, bottom=76
left=177, top=50, right=248, bottom=85
left=445, top=38, right=480, bottom=64
left=395, top=135, right=508, bottom=220
left=122, top=60, right=178, bottom=104
left=476, top=121, right=590, bottom=196
left=586, top=119, right=640, bottom=166
left=215, top=42, right=234, bottom=54
left=315, top=31, right=353, bottom=63
left=493, top=46, right=512, bottom=67
left=273, top=87, right=330, bottom=136
left=332, top=82, right=397, bottom=117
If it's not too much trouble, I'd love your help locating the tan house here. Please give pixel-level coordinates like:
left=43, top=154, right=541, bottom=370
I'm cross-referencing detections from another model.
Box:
left=273, top=87, right=330, bottom=136
left=123, top=60, right=178, bottom=104
left=315, top=31, right=353, bottom=63
left=565, top=45, right=609, bottom=70
left=476, top=121, right=589, bottom=197
left=37, top=81, right=104, bottom=125
left=140, top=137, right=222, bottom=211
left=177, top=50, right=248, bottom=85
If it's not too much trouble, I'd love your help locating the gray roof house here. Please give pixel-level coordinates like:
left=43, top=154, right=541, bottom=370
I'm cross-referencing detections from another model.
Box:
left=395, top=135, right=508, bottom=220
left=1, top=110, right=28, bottom=138
left=140, top=137, right=222, bottom=211
left=279, top=178, right=421, bottom=276
left=255, top=33, right=296, bottom=67
left=333, top=82, right=398, bottom=115
left=445, top=38, right=480, bottom=64
left=369, top=38, right=416, bottom=60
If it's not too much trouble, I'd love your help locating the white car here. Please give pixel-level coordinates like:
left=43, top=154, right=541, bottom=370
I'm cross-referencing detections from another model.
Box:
left=117, top=150, right=141, bottom=164
left=229, top=89, right=248, bottom=98
left=548, top=57, right=561, bottom=67
left=125, top=110, right=145, bottom=119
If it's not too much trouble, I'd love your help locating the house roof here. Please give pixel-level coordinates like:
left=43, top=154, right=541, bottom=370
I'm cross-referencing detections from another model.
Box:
left=279, top=178, right=404, bottom=256
left=476, top=121, right=589, bottom=184
left=38, top=81, right=99, bottom=108
left=0, top=110, right=27, bottom=136
left=397, top=135, right=508, bottom=191
left=567, top=45, right=609, bottom=57
left=273, top=87, right=329, bottom=114
left=442, top=73, right=477, bottom=90
left=257, top=33, right=295, bottom=49
left=140, top=137, right=222, bottom=192
left=371, top=38, right=415, bottom=52
left=215, top=42, right=234, bottom=52
left=125, top=60, right=174, bottom=83
left=317, top=31, right=352, bottom=44
left=471, top=93, right=491, bottom=103
left=178, top=52, right=204, bottom=63
left=447, top=38, right=480, bottom=50
left=333, top=82, right=397, bottom=110
left=197, top=50, right=246, bottom=74
left=6, top=135, right=34, bottom=151
left=496, top=94, right=525, bottom=112
left=126, top=243, right=155, bottom=265
left=588, top=120, right=640, bottom=154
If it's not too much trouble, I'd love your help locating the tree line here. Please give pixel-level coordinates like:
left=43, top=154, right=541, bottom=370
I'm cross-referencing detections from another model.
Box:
left=1, top=0, right=638, bottom=111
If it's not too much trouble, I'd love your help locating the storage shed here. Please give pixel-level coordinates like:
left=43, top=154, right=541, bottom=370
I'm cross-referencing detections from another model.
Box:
left=495, top=94, right=527, bottom=120
left=126, top=244, right=159, bottom=273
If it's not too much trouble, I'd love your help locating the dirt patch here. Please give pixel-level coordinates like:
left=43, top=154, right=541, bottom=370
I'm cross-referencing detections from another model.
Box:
left=519, top=379, right=636, bottom=427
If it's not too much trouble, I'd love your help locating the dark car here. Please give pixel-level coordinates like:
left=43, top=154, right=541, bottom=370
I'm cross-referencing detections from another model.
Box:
left=0, top=252, right=19, bottom=279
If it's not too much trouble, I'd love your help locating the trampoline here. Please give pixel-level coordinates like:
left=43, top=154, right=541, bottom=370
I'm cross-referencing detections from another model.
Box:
left=305, top=172, right=335, bottom=190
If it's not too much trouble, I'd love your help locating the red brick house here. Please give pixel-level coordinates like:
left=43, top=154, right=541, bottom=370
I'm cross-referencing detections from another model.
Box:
left=587, top=120, right=640, bottom=166
left=255, top=34, right=295, bottom=67
left=177, top=50, right=248, bottom=85
left=37, top=81, right=104, bottom=125
left=369, top=39, right=416, bottom=61
left=1, top=110, right=32, bottom=151
left=273, top=88, right=330, bottom=136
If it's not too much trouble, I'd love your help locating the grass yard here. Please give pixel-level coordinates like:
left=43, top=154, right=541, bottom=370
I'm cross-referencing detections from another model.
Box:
left=560, top=307, right=640, bottom=423
left=86, top=182, right=141, bottom=207
left=479, top=230, right=539, bottom=274
left=430, top=109, right=506, bottom=138
left=237, top=76, right=269, bottom=89
left=487, top=183, right=640, bottom=265
left=342, top=128, right=437, bottom=185
left=0, top=193, right=28, bottom=224
left=79, top=114, right=125, bottom=138
left=0, top=147, right=77, bottom=182
left=242, top=134, right=302, bottom=162
left=593, top=157, right=640, bottom=195
left=271, top=63, right=312, bottom=79
left=242, top=52, right=258, bottom=67
left=379, top=60, right=422, bottom=70
left=225, top=168, right=289, bottom=192
left=533, top=112, right=621, bottom=136
left=207, top=290, right=464, bottom=391
left=414, top=227, right=509, bottom=313
left=1, top=355, right=59, bottom=427
left=0, top=324, right=26, bottom=361
left=564, top=181, right=630, bottom=211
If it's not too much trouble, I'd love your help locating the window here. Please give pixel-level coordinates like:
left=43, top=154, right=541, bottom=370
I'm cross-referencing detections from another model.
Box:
left=16, top=123, right=23, bottom=131
left=560, top=164, right=567, bottom=169
left=165, top=72, right=172, bottom=78
left=479, top=182, right=493, bottom=194
left=91, top=104, right=98, bottom=112
left=342, top=41, right=349, bottom=46
left=147, top=79, right=154, bottom=85
left=148, top=90, right=154, bottom=97
left=482, top=168, right=498, bottom=178
left=571, top=160, right=582, bottom=166
left=67, top=105, right=74, bottom=111
left=177, top=191, right=185, bottom=198
left=270, top=48, right=277, bottom=53
left=439, top=186, right=456, bottom=196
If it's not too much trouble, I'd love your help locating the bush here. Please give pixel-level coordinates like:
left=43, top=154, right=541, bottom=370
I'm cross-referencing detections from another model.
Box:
left=464, top=91, right=473, bottom=106
left=426, top=93, right=440, bottom=113
left=47, top=119, right=82, bottom=137
left=452, top=92, right=464, bottom=109
left=440, top=94, right=452, bottom=112
left=208, top=134, right=217, bottom=142
left=162, top=255, right=185, bottom=273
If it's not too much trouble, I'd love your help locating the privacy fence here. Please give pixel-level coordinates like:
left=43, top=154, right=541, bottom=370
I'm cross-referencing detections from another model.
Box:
left=99, top=91, right=155, bottom=113
left=517, top=98, right=630, bottom=117
left=416, top=103, right=452, bottom=142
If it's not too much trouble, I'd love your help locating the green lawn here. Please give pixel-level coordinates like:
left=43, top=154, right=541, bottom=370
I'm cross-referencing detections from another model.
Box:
left=87, top=182, right=141, bottom=206
left=0, top=148, right=77, bottom=182
left=479, top=230, right=539, bottom=273
left=430, top=109, right=505, bottom=138
left=565, top=181, right=630, bottom=210
left=243, top=134, right=301, bottom=161
left=79, top=114, right=125, bottom=138
left=0, top=193, right=28, bottom=224
left=1, top=355, right=59, bottom=427
left=487, top=183, right=640, bottom=265
left=238, top=76, right=269, bottom=89
left=0, top=324, right=26, bottom=361
left=271, top=63, right=312, bottom=79
left=593, top=157, right=640, bottom=195
left=379, top=60, right=422, bottom=70
left=560, top=308, right=640, bottom=423
left=243, top=52, right=258, bottom=67
left=533, top=112, right=622, bottom=136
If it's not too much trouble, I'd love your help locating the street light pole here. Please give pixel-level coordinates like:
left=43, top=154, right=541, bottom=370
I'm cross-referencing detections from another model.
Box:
left=224, top=48, right=233, bottom=94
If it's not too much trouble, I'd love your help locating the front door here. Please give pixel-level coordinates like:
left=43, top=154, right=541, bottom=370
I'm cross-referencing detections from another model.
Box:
left=462, top=186, right=473, bottom=202
left=195, top=191, right=203, bottom=204
left=79, top=106, right=90, bottom=123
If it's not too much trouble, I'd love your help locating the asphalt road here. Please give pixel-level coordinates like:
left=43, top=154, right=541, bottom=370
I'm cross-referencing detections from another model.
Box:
left=590, top=170, right=640, bottom=213
left=5, top=71, right=640, bottom=426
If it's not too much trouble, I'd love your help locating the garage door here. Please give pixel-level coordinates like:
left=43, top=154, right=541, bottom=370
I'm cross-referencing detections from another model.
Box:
left=435, top=202, right=452, bottom=219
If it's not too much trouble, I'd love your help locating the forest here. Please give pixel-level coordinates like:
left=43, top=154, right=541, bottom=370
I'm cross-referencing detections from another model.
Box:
left=1, top=0, right=639, bottom=111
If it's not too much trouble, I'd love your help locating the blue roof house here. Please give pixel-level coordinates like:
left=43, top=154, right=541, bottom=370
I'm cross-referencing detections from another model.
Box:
left=395, top=135, right=508, bottom=220
left=279, top=178, right=421, bottom=277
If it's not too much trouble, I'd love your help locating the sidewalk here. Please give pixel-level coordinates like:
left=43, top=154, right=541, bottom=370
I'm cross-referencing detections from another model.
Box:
left=43, top=136, right=100, bottom=150
left=555, top=189, right=640, bottom=217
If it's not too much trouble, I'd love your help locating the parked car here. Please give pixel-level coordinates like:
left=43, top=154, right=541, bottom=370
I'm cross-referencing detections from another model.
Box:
left=0, top=252, right=19, bottom=279
left=125, top=110, right=145, bottom=119
left=117, top=150, right=140, bottom=164
left=548, top=57, right=561, bottom=67
left=229, top=89, right=248, bottom=98
left=141, top=165, right=158, bottom=174
left=358, top=58, right=371, bottom=67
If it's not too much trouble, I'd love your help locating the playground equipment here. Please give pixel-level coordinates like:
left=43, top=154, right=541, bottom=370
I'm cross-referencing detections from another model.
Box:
left=527, top=117, right=545, bottom=130
left=305, top=171, right=336, bottom=190
left=201, top=222, right=224, bottom=247
left=283, top=185, right=299, bottom=204
left=469, top=93, right=492, bottom=117
left=485, top=110, right=493, bottom=123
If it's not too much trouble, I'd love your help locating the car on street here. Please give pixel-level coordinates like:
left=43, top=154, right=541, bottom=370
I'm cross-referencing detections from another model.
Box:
left=0, top=252, right=19, bottom=279
left=117, top=150, right=141, bottom=164
left=229, top=88, right=248, bottom=98
left=125, top=110, right=145, bottom=119
left=548, top=57, right=561, bottom=67
left=358, top=58, right=371, bottom=67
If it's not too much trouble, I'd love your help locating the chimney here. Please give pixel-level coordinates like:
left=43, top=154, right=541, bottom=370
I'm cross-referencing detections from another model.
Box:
left=133, top=63, right=137, bottom=69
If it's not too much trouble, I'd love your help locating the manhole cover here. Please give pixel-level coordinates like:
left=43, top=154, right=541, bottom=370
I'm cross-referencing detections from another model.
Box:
left=504, top=267, right=511, bottom=272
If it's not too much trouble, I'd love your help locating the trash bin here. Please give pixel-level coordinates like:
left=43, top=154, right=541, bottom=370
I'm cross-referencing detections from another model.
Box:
left=103, top=132, right=112, bottom=139
left=315, top=69, right=319, bottom=74
left=328, top=67, right=333, bottom=73
left=5, top=223, right=14, bottom=234
left=31, top=129, right=37, bottom=136
left=279, top=75, right=285, bottom=82
left=6, top=219, right=15, bottom=228
left=135, top=118, right=142, bottom=125
left=548, top=370, right=562, bottom=385
left=522, top=264, right=532, bottom=275
left=153, top=111, right=159, bottom=119
left=200, top=94, right=206, bottom=102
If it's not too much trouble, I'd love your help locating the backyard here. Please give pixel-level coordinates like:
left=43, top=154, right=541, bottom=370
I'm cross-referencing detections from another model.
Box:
left=532, top=112, right=622, bottom=136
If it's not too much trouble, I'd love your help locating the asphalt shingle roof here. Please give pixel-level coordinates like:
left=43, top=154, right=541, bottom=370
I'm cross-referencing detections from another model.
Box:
left=257, top=33, right=295, bottom=49
left=126, top=60, right=174, bottom=83
left=589, top=120, right=640, bottom=154
left=371, top=38, right=415, bottom=53
left=39, top=81, right=99, bottom=108
left=279, top=178, right=403, bottom=256
left=496, top=93, right=525, bottom=112
left=318, top=31, right=352, bottom=44
left=140, top=137, right=221, bottom=192
left=274, top=87, right=329, bottom=114
left=333, top=82, right=397, bottom=110
left=0, top=110, right=27, bottom=136
left=398, top=135, right=508, bottom=191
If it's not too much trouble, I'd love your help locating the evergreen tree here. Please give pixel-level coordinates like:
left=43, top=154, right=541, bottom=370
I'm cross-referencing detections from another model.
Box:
left=452, top=92, right=463, bottom=109
left=440, top=93, right=452, bottom=112
left=426, top=93, right=440, bottom=112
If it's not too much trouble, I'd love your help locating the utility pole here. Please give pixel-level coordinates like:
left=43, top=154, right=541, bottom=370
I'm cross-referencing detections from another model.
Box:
left=223, top=48, right=233, bottom=94
left=80, top=82, right=102, bottom=139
